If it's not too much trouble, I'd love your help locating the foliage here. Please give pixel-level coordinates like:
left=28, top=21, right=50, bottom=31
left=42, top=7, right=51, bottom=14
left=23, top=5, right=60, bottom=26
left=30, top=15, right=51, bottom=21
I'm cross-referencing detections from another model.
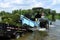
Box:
left=0, top=7, right=59, bottom=27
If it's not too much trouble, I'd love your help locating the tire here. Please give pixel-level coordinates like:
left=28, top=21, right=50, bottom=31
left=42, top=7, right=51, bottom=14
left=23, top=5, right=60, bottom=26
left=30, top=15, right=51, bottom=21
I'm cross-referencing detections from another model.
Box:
left=15, top=33, right=20, bottom=39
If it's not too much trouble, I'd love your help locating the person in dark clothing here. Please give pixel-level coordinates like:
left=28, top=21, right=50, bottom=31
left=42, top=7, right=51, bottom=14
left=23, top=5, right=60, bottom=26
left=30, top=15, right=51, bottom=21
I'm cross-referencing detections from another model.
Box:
left=35, top=12, right=46, bottom=28
left=35, top=12, right=41, bottom=18
left=35, top=12, right=41, bottom=21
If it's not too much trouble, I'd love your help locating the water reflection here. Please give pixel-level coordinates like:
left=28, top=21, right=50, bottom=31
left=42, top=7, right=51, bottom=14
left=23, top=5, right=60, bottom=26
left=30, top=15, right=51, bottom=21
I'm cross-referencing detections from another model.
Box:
left=38, top=31, right=48, bottom=40
left=13, top=20, right=60, bottom=40
left=24, top=20, right=60, bottom=40
left=46, top=20, right=60, bottom=40
left=34, top=31, right=48, bottom=40
left=54, top=19, right=60, bottom=26
left=0, top=20, right=60, bottom=40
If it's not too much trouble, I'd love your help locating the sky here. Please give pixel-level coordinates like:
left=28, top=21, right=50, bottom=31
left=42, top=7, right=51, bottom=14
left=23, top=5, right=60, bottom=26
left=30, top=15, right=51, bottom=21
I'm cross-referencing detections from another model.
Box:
left=0, top=0, right=60, bottom=13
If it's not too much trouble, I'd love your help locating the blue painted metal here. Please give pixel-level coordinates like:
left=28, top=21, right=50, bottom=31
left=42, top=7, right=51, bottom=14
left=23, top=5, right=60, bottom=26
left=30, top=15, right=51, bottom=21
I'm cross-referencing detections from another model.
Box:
left=20, top=15, right=40, bottom=27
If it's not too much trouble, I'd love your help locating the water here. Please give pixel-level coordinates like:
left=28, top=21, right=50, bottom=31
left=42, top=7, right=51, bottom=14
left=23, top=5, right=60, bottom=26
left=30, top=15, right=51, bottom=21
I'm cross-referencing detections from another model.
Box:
left=17, top=19, right=60, bottom=40
left=0, top=20, right=60, bottom=40
left=44, top=20, right=60, bottom=40
left=46, top=20, right=60, bottom=40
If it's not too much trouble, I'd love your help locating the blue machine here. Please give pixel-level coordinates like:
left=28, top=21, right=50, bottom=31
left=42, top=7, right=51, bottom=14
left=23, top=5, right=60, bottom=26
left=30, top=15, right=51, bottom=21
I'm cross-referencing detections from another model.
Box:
left=20, top=15, right=40, bottom=27
left=20, top=15, right=50, bottom=29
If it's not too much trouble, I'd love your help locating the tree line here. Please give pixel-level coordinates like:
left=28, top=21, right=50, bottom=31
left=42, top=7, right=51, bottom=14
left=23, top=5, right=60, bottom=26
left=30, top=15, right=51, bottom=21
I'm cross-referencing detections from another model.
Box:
left=0, top=7, right=60, bottom=26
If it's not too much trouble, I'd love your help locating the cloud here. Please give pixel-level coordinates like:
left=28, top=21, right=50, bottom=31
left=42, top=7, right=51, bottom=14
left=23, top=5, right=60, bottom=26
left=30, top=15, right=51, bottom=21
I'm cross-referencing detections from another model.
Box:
left=0, top=0, right=60, bottom=13
left=0, top=2, right=11, bottom=8
left=0, top=0, right=48, bottom=9
left=32, top=1, right=44, bottom=7
left=9, top=0, right=44, bottom=10
left=52, top=0, right=57, bottom=5
left=52, top=0, right=60, bottom=5
left=10, top=0, right=24, bottom=4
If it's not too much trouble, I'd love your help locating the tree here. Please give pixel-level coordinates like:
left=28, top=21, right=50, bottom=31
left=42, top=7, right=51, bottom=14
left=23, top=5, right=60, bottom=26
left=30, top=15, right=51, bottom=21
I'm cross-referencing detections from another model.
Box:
left=32, top=7, right=44, bottom=13
left=51, top=10, right=56, bottom=21
left=44, top=9, right=51, bottom=16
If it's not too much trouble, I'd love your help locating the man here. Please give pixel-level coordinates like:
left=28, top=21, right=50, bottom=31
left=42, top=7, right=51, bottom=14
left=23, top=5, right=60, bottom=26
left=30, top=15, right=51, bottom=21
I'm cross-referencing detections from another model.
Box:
left=35, top=11, right=45, bottom=20
left=35, top=12, right=46, bottom=28
left=35, top=12, right=41, bottom=21
left=34, top=12, right=41, bottom=28
left=35, top=12, right=41, bottom=18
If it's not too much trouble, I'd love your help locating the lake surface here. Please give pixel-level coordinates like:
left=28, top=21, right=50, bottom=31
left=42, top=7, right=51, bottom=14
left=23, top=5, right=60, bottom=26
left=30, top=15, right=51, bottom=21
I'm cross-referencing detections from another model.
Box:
left=18, top=19, right=60, bottom=40
left=46, top=20, right=60, bottom=40
left=0, top=19, right=60, bottom=40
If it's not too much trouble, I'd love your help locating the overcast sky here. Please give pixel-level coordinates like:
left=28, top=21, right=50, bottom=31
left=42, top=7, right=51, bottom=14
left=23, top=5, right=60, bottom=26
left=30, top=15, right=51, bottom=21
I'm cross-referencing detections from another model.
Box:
left=0, top=0, right=60, bottom=13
